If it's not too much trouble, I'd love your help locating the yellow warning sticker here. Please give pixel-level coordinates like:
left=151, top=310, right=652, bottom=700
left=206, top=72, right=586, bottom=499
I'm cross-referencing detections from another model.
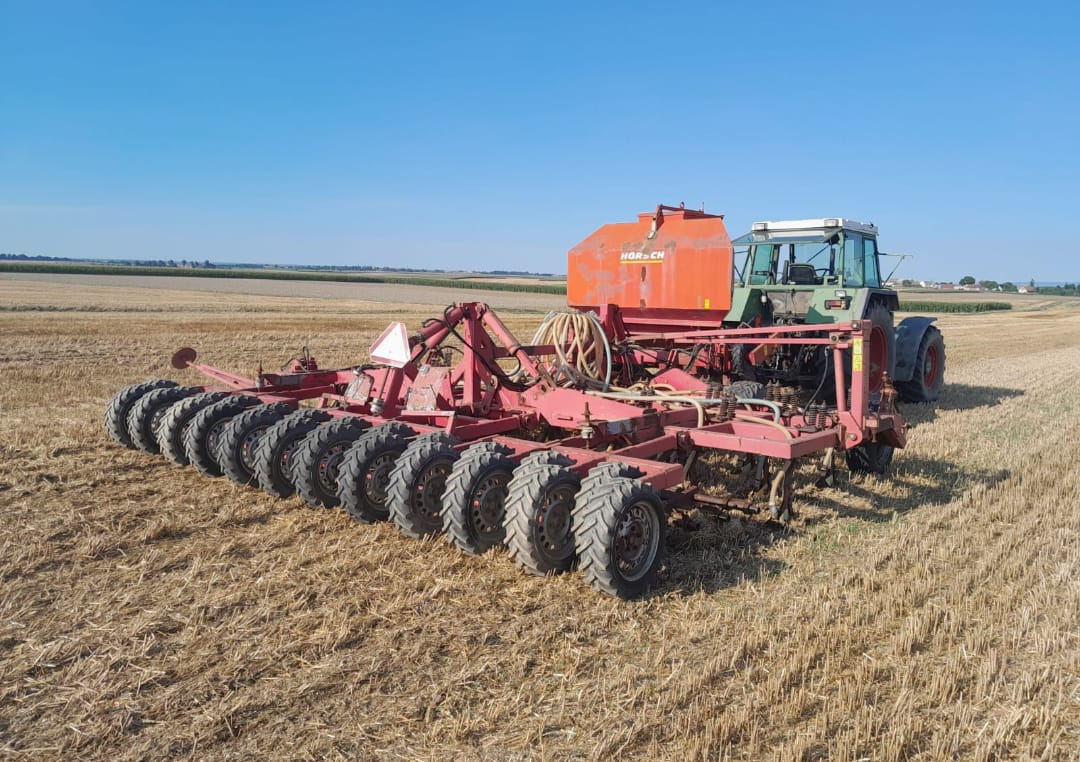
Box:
left=852, top=337, right=863, bottom=371
left=704, top=298, right=711, bottom=309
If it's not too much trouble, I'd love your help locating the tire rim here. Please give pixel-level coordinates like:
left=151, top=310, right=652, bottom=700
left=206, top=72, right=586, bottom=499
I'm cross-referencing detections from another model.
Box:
left=469, top=470, right=511, bottom=537
left=410, top=459, right=453, bottom=530
left=316, top=443, right=349, bottom=494
left=239, top=425, right=269, bottom=471
left=868, top=324, right=888, bottom=393
left=207, top=419, right=230, bottom=453
left=534, top=484, right=575, bottom=559
left=363, top=451, right=398, bottom=505
left=615, top=500, right=660, bottom=582
left=923, top=343, right=939, bottom=388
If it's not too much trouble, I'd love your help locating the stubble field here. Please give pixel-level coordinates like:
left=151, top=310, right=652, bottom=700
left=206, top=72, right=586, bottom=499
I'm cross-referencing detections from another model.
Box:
left=1, top=277, right=1077, bottom=760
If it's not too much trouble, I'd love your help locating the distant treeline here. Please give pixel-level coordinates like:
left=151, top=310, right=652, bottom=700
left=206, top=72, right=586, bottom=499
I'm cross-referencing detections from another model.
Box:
left=0, top=261, right=569, bottom=295
left=898, top=301, right=1012, bottom=313
left=1036, top=285, right=1080, bottom=296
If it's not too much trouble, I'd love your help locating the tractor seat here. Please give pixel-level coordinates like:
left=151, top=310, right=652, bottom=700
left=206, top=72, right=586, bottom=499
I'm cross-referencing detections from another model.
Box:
left=786, top=263, right=819, bottom=285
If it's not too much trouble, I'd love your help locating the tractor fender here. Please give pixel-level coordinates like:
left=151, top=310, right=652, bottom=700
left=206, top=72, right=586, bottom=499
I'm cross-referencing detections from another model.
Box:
left=893, top=316, right=937, bottom=382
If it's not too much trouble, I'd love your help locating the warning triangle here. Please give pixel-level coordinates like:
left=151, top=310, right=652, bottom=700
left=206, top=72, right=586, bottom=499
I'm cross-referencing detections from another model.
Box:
left=370, top=322, right=411, bottom=368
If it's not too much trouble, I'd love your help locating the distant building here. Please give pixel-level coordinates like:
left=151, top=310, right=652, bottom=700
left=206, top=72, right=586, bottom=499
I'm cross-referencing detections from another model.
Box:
left=939, top=282, right=956, bottom=290
left=1017, top=285, right=1036, bottom=294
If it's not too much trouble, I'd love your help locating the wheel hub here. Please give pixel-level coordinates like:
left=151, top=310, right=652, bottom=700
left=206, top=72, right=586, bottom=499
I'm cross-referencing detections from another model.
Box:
left=317, top=444, right=349, bottom=493
left=536, top=487, right=574, bottom=550
left=363, top=453, right=396, bottom=505
left=615, top=502, right=659, bottom=582
left=470, top=473, right=510, bottom=534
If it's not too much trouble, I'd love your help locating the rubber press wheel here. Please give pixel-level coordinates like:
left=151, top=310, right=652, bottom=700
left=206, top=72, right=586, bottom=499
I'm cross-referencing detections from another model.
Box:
left=156, top=391, right=231, bottom=465
left=252, top=409, right=332, bottom=498
left=503, top=459, right=581, bottom=576
left=386, top=433, right=461, bottom=539
left=337, top=422, right=416, bottom=524
left=442, top=442, right=517, bottom=555
left=845, top=441, right=895, bottom=474
left=105, top=379, right=177, bottom=449
left=215, top=402, right=295, bottom=486
left=183, top=395, right=260, bottom=476
left=291, top=417, right=372, bottom=508
left=126, top=386, right=201, bottom=454
left=575, top=476, right=667, bottom=599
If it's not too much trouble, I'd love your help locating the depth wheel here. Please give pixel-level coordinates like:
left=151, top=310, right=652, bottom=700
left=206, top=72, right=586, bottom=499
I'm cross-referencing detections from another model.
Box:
left=156, top=391, right=230, bottom=465
left=183, top=395, right=260, bottom=476
left=215, top=403, right=295, bottom=486
left=504, top=461, right=581, bottom=576
left=105, top=379, right=178, bottom=449
left=291, top=417, right=372, bottom=508
left=845, top=441, right=894, bottom=474
left=443, top=442, right=516, bottom=555
left=386, top=433, right=461, bottom=539
left=126, top=386, right=200, bottom=454
left=576, top=477, right=667, bottom=599
left=252, top=409, right=332, bottom=498
left=337, top=422, right=416, bottom=523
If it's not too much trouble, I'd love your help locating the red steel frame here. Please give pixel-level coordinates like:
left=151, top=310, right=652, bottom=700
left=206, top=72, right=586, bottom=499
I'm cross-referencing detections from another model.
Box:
left=173, top=302, right=908, bottom=496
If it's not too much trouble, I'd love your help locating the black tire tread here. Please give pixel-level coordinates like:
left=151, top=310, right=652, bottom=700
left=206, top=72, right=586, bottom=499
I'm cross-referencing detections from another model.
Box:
left=337, top=423, right=417, bottom=523
left=183, top=395, right=260, bottom=476
left=292, top=417, right=372, bottom=508
left=252, top=409, right=332, bottom=498
left=503, top=461, right=581, bottom=576
left=897, top=326, right=946, bottom=403
left=105, top=379, right=178, bottom=449
left=442, top=442, right=515, bottom=555
left=215, top=402, right=295, bottom=486
left=386, top=433, right=460, bottom=539
left=126, top=386, right=200, bottom=454
left=156, top=391, right=231, bottom=465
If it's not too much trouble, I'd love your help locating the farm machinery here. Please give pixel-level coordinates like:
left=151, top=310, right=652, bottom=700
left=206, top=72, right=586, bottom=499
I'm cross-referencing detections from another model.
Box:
left=104, top=206, right=942, bottom=598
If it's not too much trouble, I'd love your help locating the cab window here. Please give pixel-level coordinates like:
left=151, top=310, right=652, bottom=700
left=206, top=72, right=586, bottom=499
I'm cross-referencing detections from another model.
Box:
left=746, top=244, right=776, bottom=284
left=863, top=237, right=882, bottom=287
left=842, top=233, right=864, bottom=287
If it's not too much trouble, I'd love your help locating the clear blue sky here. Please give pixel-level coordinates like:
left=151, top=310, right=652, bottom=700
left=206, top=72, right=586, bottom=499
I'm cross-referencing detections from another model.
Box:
left=2, top=1, right=1077, bottom=282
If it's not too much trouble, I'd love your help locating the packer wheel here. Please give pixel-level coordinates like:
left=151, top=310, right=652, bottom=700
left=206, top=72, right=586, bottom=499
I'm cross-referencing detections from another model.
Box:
left=386, top=433, right=461, bottom=539
left=156, top=391, right=230, bottom=465
left=503, top=460, right=581, bottom=576
left=442, top=442, right=516, bottom=555
left=252, top=409, right=332, bottom=498
left=337, top=422, right=416, bottom=523
left=291, top=417, right=372, bottom=508
left=182, top=395, right=260, bottom=476
left=126, top=386, right=200, bottom=455
left=105, top=379, right=178, bottom=449
left=575, top=476, right=666, bottom=599
left=215, top=402, right=295, bottom=486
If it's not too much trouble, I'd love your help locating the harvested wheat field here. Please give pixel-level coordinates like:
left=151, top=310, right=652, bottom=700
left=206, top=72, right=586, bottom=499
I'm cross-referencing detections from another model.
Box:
left=1, top=278, right=1078, bottom=761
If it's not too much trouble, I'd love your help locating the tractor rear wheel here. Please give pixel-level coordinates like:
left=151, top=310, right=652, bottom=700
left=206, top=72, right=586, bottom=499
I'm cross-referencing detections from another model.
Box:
left=105, top=380, right=178, bottom=449
left=183, top=395, right=260, bottom=476
left=126, top=386, right=200, bottom=454
left=252, top=409, right=332, bottom=498
left=576, top=476, right=667, bottom=599
left=215, top=403, right=295, bottom=486
left=337, top=422, right=416, bottom=523
left=442, top=443, right=516, bottom=555
left=897, top=326, right=945, bottom=402
left=863, top=303, right=896, bottom=395
left=503, top=461, right=581, bottom=576
left=291, top=417, right=372, bottom=508
left=386, top=433, right=461, bottom=539
left=156, top=391, right=230, bottom=465
left=845, top=441, right=894, bottom=474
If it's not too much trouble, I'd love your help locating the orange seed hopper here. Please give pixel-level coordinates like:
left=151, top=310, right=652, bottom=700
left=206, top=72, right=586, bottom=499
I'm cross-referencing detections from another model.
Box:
left=567, top=204, right=734, bottom=321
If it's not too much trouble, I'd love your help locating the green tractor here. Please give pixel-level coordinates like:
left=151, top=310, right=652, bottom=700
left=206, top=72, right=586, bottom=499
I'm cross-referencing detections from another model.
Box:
left=725, top=218, right=945, bottom=403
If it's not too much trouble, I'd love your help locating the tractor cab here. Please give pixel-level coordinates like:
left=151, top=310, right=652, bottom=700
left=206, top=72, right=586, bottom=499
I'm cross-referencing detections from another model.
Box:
left=733, top=218, right=883, bottom=290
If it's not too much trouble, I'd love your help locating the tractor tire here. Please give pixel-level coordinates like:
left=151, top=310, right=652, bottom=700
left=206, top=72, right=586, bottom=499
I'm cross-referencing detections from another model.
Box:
left=863, top=303, right=896, bottom=395
left=183, top=395, right=260, bottom=477
left=575, top=476, right=667, bottom=599
left=156, top=391, right=231, bottom=465
left=442, top=442, right=516, bottom=555
left=897, top=326, right=945, bottom=403
left=386, top=433, right=461, bottom=539
left=291, top=417, right=373, bottom=508
left=105, top=379, right=178, bottom=449
left=252, top=409, right=332, bottom=498
left=845, top=442, right=895, bottom=474
left=729, top=343, right=757, bottom=382
left=503, top=461, right=581, bottom=576
left=126, top=386, right=200, bottom=455
left=215, top=402, right=295, bottom=486
left=337, top=422, right=416, bottom=523
left=728, top=379, right=768, bottom=401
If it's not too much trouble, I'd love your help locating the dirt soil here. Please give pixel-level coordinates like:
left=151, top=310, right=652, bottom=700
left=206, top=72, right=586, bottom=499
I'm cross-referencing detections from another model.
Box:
left=1, top=278, right=1077, bottom=760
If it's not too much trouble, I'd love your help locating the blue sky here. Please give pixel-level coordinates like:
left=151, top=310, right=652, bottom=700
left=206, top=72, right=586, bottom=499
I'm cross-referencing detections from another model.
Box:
left=2, top=1, right=1077, bottom=282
